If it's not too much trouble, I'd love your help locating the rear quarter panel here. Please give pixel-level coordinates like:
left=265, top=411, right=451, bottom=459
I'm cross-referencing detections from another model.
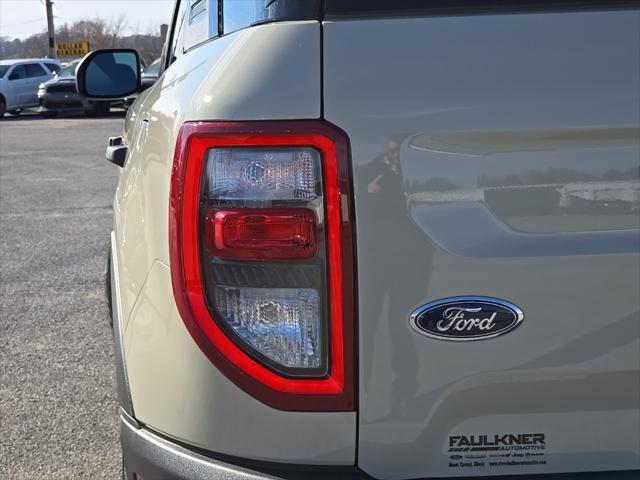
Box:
left=113, top=21, right=357, bottom=464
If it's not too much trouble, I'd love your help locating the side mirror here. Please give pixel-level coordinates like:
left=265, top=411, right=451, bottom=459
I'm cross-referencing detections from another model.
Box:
left=76, top=49, right=141, bottom=99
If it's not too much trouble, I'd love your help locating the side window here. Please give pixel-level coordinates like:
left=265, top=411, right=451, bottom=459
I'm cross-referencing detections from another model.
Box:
left=221, top=0, right=320, bottom=35
left=25, top=63, right=47, bottom=78
left=184, top=0, right=218, bottom=50
left=169, top=0, right=219, bottom=64
left=223, top=0, right=261, bottom=33
left=167, top=0, right=317, bottom=66
left=45, top=63, right=60, bottom=74
left=9, top=65, right=26, bottom=80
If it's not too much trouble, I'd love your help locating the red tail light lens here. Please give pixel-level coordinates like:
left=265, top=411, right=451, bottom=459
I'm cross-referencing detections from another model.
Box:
left=205, top=208, right=318, bottom=260
left=169, top=121, right=355, bottom=411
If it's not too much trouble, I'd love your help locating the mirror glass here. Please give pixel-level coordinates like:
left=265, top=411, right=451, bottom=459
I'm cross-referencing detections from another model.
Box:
left=85, top=52, right=138, bottom=97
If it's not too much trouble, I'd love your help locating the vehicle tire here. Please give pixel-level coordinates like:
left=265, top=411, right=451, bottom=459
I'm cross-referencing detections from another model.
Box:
left=41, top=111, right=58, bottom=119
left=0, top=96, right=6, bottom=117
left=94, top=102, right=110, bottom=116
left=8, top=109, right=21, bottom=115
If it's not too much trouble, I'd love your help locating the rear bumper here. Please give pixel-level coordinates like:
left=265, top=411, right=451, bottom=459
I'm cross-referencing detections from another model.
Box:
left=121, top=413, right=639, bottom=480
left=120, top=413, right=364, bottom=480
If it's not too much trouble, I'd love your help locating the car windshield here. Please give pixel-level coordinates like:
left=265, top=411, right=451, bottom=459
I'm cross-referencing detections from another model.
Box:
left=143, top=62, right=160, bottom=77
left=0, top=65, right=10, bottom=78
left=58, top=63, right=78, bottom=78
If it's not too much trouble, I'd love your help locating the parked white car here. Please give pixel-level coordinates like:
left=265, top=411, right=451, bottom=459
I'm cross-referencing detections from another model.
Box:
left=0, top=58, right=61, bottom=116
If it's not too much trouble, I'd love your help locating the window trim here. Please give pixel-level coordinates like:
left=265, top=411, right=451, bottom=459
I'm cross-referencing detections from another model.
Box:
left=165, top=0, right=222, bottom=68
left=164, top=0, right=186, bottom=69
left=183, top=0, right=217, bottom=52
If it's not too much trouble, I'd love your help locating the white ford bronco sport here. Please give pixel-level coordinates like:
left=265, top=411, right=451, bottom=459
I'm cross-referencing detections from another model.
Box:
left=77, top=1, right=640, bottom=478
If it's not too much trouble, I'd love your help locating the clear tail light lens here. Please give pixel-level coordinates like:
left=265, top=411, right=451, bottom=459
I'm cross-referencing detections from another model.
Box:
left=207, top=147, right=321, bottom=200
left=202, top=146, right=325, bottom=375
left=170, top=122, right=355, bottom=411
left=215, top=286, right=321, bottom=370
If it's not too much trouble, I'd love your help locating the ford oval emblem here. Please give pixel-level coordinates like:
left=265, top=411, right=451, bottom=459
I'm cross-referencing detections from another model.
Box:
left=410, top=296, right=523, bottom=341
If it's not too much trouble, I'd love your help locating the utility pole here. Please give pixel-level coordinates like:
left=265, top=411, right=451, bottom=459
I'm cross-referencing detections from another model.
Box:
left=45, top=0, right=56, bottom=58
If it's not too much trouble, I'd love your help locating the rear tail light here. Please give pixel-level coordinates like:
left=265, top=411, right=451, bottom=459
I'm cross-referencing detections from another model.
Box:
left=169, top=121, right=355, bottom=411
left=205, top=208, right=318, bottom=260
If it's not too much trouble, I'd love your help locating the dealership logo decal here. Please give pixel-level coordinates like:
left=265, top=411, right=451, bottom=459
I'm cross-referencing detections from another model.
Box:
left=446, top=432, right=548, bottom=470
left=449, top=434, right=546, bottom=452
left=410, top=296, right=523, bottom=341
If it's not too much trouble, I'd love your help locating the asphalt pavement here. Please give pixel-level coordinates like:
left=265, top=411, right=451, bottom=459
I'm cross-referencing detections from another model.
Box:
left=1, top=112, right=123, bottom=478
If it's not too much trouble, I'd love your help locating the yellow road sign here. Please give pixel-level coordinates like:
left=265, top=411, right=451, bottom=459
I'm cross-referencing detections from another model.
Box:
left=56, top=41, right=90, bottom=57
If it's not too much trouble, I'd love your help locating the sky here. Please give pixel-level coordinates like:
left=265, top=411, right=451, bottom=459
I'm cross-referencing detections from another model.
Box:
left=0, top=0, right=175, bottom=40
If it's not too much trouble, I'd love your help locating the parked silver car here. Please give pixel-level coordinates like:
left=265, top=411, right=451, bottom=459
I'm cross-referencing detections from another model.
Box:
left=77, top=1, right=640, bottom=479
left=0, top=58, right=61, bottom=116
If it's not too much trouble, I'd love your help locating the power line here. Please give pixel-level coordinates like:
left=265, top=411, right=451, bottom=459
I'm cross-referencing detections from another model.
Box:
left=0, top=18, right=47, bottom=28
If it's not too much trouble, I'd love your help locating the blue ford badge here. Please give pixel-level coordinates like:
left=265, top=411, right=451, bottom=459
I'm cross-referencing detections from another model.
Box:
left=410, top=296, right=524, bottom=341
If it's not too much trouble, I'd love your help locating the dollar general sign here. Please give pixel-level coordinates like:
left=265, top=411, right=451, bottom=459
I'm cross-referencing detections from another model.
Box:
left=56, top=41, right=90, bottom=57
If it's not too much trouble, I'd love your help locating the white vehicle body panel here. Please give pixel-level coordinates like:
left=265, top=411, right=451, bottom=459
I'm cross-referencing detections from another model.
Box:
left=323, top=10, right=640, bottom=479
left=114, top=21, right=356, bottom=464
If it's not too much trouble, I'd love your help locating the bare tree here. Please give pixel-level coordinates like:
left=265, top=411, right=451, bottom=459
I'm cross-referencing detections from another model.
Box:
left=21, top=33, right=48, bottom=58
left=108, top=14, right=128, bottom=47
left=1, top=16, right=163, bottom=63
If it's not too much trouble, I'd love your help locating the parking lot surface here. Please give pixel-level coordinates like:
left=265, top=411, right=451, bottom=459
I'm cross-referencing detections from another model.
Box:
left=1, top=113, right=122, bottom=478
